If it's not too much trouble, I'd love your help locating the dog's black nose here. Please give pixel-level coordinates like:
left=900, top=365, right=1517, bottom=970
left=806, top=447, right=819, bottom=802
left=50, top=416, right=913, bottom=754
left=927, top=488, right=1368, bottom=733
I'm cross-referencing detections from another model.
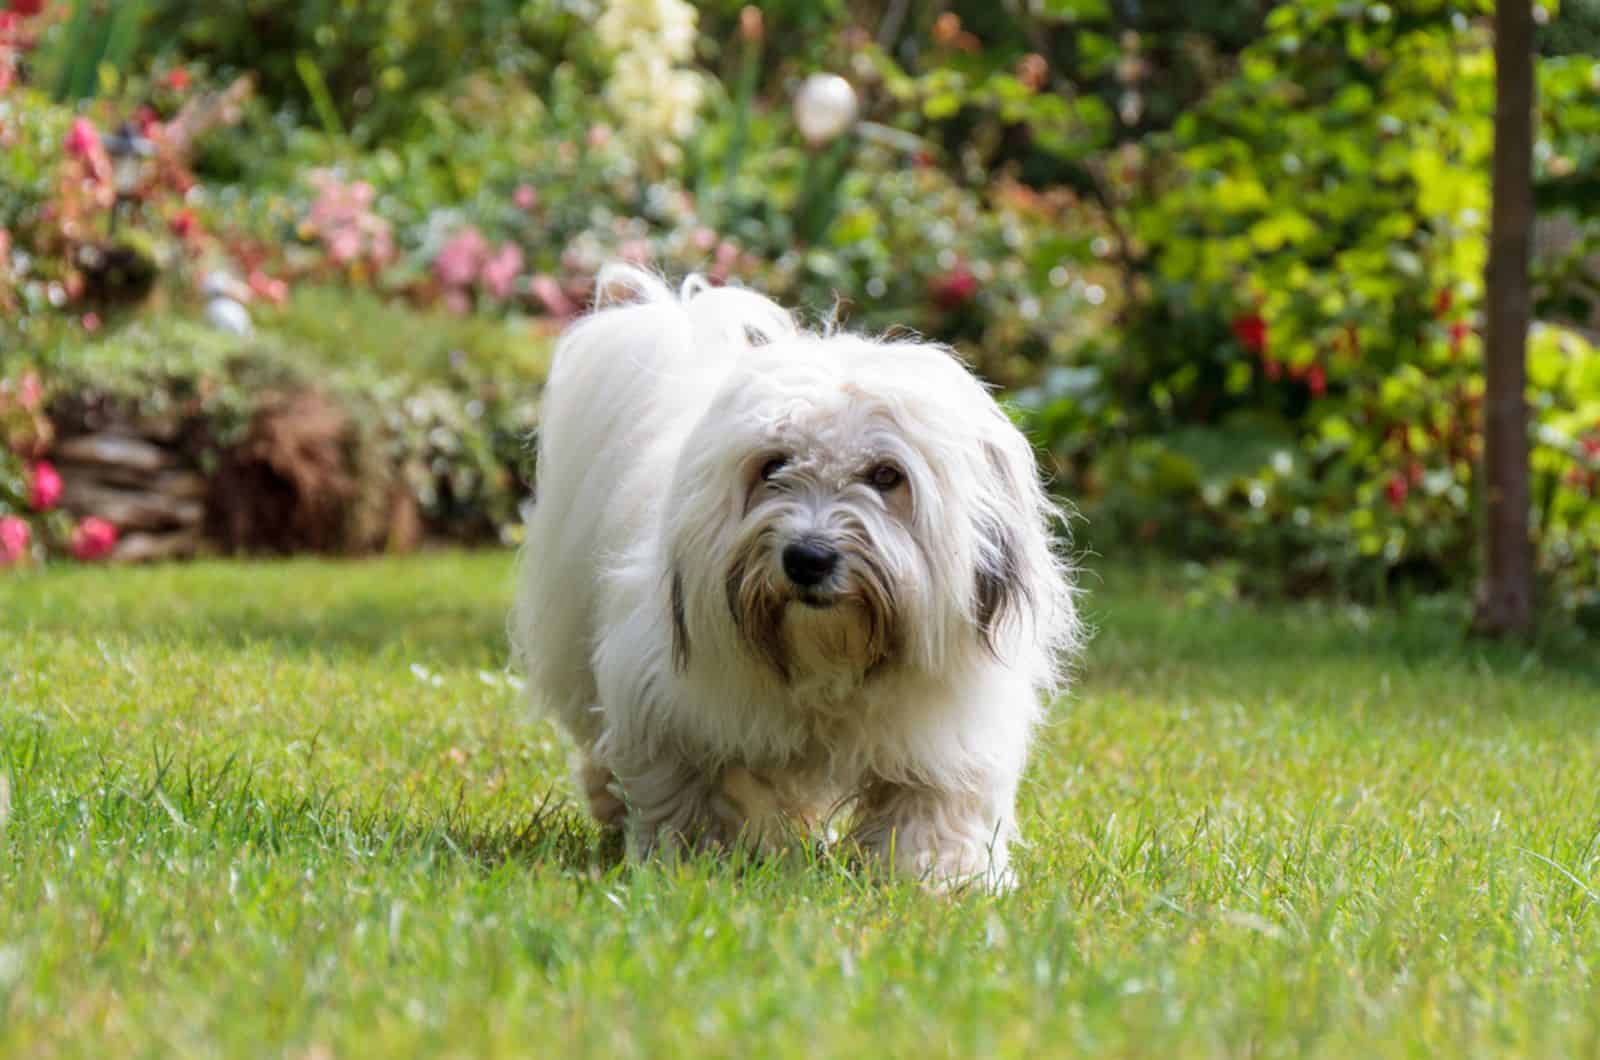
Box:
left=782, top=539, right=839, bottom=588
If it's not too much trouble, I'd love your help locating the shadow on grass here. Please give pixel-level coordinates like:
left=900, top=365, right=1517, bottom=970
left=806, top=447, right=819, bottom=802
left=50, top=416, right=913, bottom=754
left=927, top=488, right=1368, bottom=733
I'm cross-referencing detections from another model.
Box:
left=5, top=730, right=621, bottom=876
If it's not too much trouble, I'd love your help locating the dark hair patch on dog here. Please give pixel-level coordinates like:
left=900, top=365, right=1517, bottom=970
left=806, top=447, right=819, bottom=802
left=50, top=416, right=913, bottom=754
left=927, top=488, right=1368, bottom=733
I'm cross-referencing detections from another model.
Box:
left=725, top=544, right=791, bottom=683
left=671, top=568, right=691, bottom=671
left=973, top=442, right=1036, bottom=657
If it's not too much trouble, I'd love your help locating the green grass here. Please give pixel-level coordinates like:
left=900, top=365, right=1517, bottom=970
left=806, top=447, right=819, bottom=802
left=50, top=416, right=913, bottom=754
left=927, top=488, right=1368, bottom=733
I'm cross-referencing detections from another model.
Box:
left=2, top=552, right=1598, bottom=1058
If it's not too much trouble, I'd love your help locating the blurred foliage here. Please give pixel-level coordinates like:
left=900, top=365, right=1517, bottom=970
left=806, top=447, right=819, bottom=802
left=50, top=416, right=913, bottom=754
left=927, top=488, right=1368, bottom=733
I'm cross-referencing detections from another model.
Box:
left=1017, top=0, right=1600, bottom=615
left=29, top=298, right=545, bottom=544
left=134, top=0, right=600, bottom=143
left=2, top=0, right=1599, bottom=619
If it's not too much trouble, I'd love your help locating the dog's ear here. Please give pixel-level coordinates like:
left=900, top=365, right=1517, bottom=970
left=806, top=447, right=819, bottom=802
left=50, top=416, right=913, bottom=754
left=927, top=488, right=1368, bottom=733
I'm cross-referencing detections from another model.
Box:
left=973, top=442, right=1037, bottom=656
left=974, top=513, right=1032, bottom=656
left=670, top=568, right=691, bottom=671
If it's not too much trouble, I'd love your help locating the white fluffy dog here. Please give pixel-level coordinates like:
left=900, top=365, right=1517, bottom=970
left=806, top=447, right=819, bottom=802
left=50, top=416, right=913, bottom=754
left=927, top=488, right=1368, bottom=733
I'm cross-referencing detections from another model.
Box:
left=513, top=266, right=1079, bottom=889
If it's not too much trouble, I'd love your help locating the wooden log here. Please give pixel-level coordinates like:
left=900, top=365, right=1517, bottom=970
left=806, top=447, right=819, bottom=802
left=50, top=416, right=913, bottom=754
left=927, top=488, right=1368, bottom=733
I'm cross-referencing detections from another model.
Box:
left=53, top=434, right=175, bottom=474
left=55, top=462, right=207, bottom=500
left=60, top=480, right=204, bottom=531
left=112, top=528, right=204, bottom=564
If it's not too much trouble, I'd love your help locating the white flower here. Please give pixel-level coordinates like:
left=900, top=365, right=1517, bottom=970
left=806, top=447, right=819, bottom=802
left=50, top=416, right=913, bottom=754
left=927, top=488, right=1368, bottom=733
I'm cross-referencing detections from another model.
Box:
left=597, top=0, right=699, bottom=62
left=607, top=52, right=705, bottom=143
left=597, top=0, right=706, bottom=163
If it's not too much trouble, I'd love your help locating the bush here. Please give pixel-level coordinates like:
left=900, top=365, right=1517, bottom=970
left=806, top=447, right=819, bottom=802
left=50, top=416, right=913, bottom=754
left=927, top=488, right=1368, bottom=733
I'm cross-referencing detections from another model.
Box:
left=27, top=293, right=545, bottom=558
left=134, top=1, right=601, bottom=143
left=1021, top=1, right=1600, bottom=618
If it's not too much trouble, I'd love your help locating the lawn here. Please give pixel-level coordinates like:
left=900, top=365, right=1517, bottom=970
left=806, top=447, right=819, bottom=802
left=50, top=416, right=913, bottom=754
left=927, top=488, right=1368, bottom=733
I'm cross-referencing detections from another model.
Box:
left=2, top=551, right=1598, bottom=1058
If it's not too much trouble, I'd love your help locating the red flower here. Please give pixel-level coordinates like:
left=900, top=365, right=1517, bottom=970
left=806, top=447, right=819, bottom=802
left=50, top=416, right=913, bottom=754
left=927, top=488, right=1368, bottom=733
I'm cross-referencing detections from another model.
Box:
left=63, top=117, right=101, bottom=159
left=134, top=106, right=163, bottom=139
left=28, top=460, right=61, bottom=511
left=70, top=516, right=118, bottom=561
left=929, top=264, right=977, bottom=310
left=1449, top=321, right=1471, bottom=352
left=0, top=515, right=29, bottom=567
left=1231, top=313, right=1268, bottom=355
left=1385, top=473, right=1408, bottom=510
left=1306, top=364, right=1327, bottom=398
left=164, top=67, right=191, bottom=92
left=171, top=209, right=198, bottom=238
left=1262, top=356, right=1283, bottom=381
left=7, top=0, right=44, bottom=17
left=1433, top=289, right=1453, bottom=318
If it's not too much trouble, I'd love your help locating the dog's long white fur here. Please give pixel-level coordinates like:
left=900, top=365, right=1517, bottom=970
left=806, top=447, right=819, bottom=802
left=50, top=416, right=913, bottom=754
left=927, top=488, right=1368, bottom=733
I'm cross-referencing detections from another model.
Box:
left=513, top=265, right=1079, bottom=888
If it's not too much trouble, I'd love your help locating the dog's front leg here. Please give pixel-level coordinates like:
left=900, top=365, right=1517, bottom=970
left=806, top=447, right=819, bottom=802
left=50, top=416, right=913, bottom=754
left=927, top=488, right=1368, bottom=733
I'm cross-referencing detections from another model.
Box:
left=849, top=778, right=1018, bottom=892
left=612, top=752, right=745, bottom=860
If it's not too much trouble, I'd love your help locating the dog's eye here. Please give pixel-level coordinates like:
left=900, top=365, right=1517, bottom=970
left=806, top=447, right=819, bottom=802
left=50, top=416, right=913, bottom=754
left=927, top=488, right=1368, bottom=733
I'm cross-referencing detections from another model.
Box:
left=867, top=463, right=904, bottom=491
left=759, top=455, right=789, bottom=481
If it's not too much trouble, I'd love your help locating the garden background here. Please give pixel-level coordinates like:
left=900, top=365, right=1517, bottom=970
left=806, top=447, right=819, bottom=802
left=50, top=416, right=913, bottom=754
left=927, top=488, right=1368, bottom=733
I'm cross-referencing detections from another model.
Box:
left=2, top=0, right=1597, bottom=625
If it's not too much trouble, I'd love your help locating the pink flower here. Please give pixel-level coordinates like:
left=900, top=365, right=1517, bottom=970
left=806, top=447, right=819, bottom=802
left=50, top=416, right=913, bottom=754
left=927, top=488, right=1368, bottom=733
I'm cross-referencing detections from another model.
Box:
left=586, top=124, right=613, bottom=149
left=530, top=275, right=576, bottom=320
left=17, top=371, right=42, bottom=410
left=434, top=227, right=488, bottom=289
left=70, top=516, right=117, bottom=561
left=64, top=117, right=101, bottom=160
left=327, top=227, right=362, bottom=264
left=304, top=171, right=394, bottom=271
left=0, top=515, right=29, bottom=567
left=171, top=209, right=198, bottom=238
left=513, top=184, right=538, bottom=210
left=478, top=243, right=523, bottom=300
left=248, top=269, right=289, bottom=305
left=28, top=461, right=61, bottom=511
left=134, top=106, right=163, bottom=139
left=80, top=311, right=100, bottom=333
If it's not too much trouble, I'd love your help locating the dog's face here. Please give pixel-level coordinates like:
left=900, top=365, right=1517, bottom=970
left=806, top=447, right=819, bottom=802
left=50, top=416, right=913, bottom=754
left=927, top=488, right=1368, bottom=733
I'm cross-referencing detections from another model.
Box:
left=663, top=335, right=1064, bottom=697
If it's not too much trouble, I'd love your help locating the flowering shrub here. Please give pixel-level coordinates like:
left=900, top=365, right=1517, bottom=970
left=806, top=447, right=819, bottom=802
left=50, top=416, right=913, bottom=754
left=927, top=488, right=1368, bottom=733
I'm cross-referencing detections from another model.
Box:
left=597, top=0, right=707, bottom=167
left=1, top=0, right=1596, bottom=621
left=299, top=171, right=395, bottom=277
left=0, top=370, right=117, bottom=568
left=1019, top=3, right=1600, bottom=617
left=1, top=63, right=257, bottom=347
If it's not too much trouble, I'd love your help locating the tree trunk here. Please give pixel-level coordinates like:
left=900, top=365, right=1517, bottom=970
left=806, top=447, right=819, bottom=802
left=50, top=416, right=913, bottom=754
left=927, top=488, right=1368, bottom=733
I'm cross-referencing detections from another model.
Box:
left=1475, top=0, right=1537, bottom=636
